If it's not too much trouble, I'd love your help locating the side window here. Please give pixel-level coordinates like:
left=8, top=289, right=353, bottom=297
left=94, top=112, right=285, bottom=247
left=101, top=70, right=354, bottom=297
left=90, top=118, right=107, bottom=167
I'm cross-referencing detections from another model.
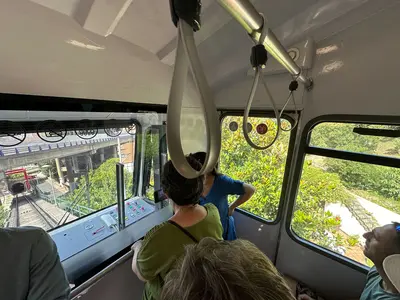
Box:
left=143, top=125, right=166, bottom=201
left=292, top=122, right=400, bottom=266
left=0, top=122, right=137, bottom=230
left=220, top=115, right=292, bottom=221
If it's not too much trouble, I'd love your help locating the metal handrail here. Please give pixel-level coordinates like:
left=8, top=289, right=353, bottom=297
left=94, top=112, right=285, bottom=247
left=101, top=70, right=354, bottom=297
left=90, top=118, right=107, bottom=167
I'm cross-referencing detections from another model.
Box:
left=70, top=250, right=133, bottom=299
left=217, top=0, right=313, bottom=89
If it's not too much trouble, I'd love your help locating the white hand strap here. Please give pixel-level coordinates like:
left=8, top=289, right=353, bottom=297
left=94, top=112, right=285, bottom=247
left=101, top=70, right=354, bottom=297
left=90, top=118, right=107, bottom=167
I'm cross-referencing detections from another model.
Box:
left=383, top=254, right=400, bottom=292
left=167, top=20, right=221, bottom=179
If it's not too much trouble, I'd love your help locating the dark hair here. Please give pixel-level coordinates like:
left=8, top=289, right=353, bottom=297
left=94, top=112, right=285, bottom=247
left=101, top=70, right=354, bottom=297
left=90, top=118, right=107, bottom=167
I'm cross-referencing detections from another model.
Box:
left=190, top=152, right=219, bottom=176
left=394, top=222, right=400, bottom=249
left=161, top=156, right=204, bottom=206
left=161, top=238, right=295, bottom=300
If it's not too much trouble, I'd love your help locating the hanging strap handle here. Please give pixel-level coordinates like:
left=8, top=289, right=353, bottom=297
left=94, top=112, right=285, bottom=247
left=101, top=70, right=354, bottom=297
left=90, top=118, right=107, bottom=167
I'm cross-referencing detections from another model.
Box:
left=168, top=220, right=199, bottom=243
left=167, top=19, right=221, bottom=179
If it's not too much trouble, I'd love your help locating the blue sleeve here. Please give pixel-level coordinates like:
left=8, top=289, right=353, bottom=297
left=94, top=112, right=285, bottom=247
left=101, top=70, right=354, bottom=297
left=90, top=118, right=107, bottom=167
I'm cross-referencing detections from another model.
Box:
left=219, top=175, right=245, bottom=196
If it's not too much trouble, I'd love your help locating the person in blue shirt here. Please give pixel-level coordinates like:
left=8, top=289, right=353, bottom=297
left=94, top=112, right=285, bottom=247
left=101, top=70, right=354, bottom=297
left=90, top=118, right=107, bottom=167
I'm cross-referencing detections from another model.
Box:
left=190, top=152, right=255, bottom=240
left=299, top=222, right=400, bottom=300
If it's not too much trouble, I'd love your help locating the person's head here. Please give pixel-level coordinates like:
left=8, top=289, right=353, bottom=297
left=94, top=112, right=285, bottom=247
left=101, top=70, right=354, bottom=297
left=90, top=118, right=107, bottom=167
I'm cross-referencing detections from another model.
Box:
left=161, top=156, right=204, bottom=207
left=161, top=237, right=295, bottom=300
left=363, top=222, right=400, bottom=266
left=190, top=152, right=219, bottom=177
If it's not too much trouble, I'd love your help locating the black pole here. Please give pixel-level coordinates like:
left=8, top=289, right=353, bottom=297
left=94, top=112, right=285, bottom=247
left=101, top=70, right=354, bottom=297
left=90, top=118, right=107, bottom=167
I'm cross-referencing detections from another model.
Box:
left=116, top=163, right=125, bottom=230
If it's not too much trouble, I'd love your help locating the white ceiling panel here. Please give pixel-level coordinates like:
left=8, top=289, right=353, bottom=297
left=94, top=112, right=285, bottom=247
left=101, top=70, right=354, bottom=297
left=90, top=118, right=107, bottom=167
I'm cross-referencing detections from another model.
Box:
left=112, top=0, right=177, bottom=54
left=0, top=0, right=203, bottom=106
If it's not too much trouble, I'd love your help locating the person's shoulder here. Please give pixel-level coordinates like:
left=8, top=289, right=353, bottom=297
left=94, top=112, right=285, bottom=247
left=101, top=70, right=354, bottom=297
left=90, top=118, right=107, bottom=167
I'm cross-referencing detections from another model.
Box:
left=0, top=226, right=48, bottom=246
left=204, top=203, right=220, bottom=218
left=142, top=222, right=172, bottom=244
left=217, top=174, right=232, bottom=182
left=365, top=266, right=381, bottom=283
left=368, top=266, right=379, bottom=276
left=217, top=174, right=243, bottom=185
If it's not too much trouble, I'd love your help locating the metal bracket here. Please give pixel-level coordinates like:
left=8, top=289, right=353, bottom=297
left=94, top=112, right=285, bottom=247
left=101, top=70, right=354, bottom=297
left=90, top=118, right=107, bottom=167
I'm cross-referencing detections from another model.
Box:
left=169, top=0, right=201, bottom=31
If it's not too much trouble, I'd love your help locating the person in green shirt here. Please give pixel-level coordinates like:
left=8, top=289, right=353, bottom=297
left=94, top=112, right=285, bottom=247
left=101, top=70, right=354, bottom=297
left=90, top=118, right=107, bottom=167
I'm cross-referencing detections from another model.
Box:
left=0, top=227, right=70, bottom=300
left=131, top=156, right=223, bottom=300
left=299, top=223, right=400, bottom=300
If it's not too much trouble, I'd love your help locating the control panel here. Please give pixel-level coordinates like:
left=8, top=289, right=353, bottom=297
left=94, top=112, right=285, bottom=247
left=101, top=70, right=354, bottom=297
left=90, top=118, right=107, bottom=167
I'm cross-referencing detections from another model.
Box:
left=51, top=197, right=155, bottom=261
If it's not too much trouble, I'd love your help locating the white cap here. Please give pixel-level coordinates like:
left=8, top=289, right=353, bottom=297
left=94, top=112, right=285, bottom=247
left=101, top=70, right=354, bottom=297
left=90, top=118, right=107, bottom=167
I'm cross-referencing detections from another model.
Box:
left=383, top=254, right=400, bottom=293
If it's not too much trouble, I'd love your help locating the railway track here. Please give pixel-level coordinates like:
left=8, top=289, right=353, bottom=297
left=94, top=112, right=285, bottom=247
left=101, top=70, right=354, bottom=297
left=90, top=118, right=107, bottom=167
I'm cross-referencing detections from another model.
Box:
left=23, top=195, right=58, bottom=229
left=9, top=194, right=58, bottom=230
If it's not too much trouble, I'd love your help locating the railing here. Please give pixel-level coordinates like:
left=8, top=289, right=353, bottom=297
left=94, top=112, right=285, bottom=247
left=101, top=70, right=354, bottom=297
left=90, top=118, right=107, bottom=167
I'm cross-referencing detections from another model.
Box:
left=0, top=135, right=132, bottom=157
left=64, top=202, right=96, bottom=218
left=38, top=190, right=96, bottom=219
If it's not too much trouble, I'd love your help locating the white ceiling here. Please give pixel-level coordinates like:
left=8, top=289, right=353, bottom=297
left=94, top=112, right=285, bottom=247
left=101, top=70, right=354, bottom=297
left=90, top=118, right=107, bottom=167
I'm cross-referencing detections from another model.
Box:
left=0, top=0, right=377, bottom=107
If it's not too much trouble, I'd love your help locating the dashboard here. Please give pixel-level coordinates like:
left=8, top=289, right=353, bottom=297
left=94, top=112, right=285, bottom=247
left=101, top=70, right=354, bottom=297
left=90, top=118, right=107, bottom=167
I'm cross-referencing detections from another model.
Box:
left=51, top=198, right=155, bottom=262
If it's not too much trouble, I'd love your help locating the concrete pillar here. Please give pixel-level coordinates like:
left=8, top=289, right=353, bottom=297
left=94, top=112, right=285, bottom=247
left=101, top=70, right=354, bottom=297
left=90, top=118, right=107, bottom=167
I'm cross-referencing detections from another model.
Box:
left=65, top=157, right=76, bottom=192
left=85, top=173, right=90, bottom=207
left=55, top=158, right=65, bottom=185
left=87, top=155, right=93, bottom=170
left=112, top=146, right=118, bottom=158
left=99, top=149, right=105, bottom=163
left=117, top=138, right=122, bottom=163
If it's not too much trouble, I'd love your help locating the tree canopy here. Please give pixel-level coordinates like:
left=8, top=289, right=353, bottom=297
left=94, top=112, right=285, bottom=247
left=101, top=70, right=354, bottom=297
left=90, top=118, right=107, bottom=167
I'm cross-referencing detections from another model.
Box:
left=64, top=158, right=134, bottom=212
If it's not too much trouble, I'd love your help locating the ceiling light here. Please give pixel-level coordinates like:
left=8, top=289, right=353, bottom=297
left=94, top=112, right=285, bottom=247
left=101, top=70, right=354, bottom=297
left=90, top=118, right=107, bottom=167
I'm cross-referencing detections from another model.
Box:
left=66, top=39, right=105, bottom=51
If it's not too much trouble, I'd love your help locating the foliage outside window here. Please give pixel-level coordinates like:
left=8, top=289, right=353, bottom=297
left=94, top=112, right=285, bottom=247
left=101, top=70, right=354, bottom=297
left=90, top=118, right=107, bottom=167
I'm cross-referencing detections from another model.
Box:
left=220, top=116, right=291, bottom=221
left=142, top=128, right=162, bottom=201
left=311, top=123, right=400, bottom=159
left=292, top=122, right=400, bottom=266
left=63, top=158, right=134, bottom=213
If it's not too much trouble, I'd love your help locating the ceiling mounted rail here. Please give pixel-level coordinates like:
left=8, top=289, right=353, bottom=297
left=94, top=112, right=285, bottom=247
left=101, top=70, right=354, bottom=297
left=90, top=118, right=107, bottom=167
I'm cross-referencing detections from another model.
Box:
left=217, top=0, right=313, bottom=90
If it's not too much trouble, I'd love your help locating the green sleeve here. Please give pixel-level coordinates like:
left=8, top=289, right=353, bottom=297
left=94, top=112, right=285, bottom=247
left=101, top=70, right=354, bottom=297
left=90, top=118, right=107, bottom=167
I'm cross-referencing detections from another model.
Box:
left=27, top=229, right=70, bottom=300
left=137, top=223, right=171, bottom=281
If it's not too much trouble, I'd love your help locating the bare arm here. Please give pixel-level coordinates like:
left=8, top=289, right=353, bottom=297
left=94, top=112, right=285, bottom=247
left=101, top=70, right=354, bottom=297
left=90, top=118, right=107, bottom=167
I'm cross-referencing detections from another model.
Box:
left=131, top=241, right=147, bottom=282
left=229, top=183, right=255, bottom=216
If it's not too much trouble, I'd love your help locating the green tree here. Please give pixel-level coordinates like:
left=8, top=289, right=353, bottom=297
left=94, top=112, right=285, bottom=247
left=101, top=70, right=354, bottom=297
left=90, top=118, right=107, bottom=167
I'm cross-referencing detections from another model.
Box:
left=310, top=123, right=379, bottom=153
left=65, top=158, right=134, bottom=212
left=293, top=161, right=349, bottom=250
left=311, top=123, right=400, bottom=201
left=0, top=205, right=7, bottom=227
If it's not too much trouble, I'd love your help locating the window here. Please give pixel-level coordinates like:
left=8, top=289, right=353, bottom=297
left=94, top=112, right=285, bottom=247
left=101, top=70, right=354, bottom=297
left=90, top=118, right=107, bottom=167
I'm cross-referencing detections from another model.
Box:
left=310, top=123, right=400, bottom=158
left=291, top=121, right=400, bottom=266
left=0, top=121, right=137, bottom=230
left=142, top=125, right=167, bottom=201
left=220, top=115, right=292, bottom=221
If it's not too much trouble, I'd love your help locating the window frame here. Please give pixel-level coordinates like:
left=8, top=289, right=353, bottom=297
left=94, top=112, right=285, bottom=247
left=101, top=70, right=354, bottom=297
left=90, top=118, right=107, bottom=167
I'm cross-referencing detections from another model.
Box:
left=285, top=114, right=400, bottom=273
left=141, top=125, right=166, bottom=198
left=219, top=110, right=297, bottom=225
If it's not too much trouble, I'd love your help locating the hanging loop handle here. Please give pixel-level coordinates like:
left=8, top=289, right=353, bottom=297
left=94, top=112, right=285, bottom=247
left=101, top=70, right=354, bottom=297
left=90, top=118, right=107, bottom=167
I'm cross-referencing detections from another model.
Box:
left=242, top=14, right=281, bottom=150
left=167, top=20, right=221, bottom=179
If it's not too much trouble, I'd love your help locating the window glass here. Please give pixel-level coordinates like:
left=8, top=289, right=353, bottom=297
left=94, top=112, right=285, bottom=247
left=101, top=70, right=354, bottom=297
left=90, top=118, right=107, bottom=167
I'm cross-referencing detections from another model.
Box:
left=293, top=121, right=400, bottom=266
left=0, top=125, right=136, bottom=230
left=220, top=116, right=292, bottom=221
left=310, top=123, right=400, bottom=158
left=143, top=126, right=166, bottom=201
